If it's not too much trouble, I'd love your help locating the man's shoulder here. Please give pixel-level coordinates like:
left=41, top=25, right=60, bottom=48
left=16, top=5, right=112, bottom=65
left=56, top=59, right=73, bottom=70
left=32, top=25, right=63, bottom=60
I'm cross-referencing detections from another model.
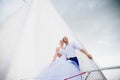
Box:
left=69, top=42, right=77, bottom=46
left=69, top=42, right=76, bottom=44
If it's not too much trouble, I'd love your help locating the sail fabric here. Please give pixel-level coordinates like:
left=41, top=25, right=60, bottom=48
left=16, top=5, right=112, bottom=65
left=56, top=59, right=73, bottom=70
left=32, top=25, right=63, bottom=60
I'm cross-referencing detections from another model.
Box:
left=0, top=0, right=106, bottom=80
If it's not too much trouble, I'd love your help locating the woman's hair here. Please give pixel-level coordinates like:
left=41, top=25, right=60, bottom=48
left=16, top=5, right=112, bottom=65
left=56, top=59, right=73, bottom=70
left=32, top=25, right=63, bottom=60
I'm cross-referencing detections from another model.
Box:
left=62, top=38, right=65, bottom=42
left=62, top=36, right=67, bottom=42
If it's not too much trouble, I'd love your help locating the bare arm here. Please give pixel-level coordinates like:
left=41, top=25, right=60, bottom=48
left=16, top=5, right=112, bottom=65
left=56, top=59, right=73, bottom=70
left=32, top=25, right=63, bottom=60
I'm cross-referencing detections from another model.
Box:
left=80, top=49, right=93, bottom=59
left=52, top=53, right=57, bottom=62
left=52, top=47, right=61, bottom=62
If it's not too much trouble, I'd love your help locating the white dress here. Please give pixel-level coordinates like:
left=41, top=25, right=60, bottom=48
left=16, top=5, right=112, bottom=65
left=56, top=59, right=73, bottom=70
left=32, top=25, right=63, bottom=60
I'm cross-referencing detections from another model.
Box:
left=35, top=49, right=82, bottom=80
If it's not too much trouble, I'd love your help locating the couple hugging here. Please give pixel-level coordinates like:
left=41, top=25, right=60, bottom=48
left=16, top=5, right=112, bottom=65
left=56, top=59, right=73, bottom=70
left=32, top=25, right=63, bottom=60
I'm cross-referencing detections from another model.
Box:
left=36, top=36, right=93, bottom=80
left=52, top=36, right=93, bottom=70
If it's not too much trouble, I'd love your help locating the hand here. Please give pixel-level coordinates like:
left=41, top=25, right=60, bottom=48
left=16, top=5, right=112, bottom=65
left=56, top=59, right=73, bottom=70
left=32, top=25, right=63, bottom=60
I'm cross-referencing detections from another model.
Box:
left=87, top=53, right=93, bottom=59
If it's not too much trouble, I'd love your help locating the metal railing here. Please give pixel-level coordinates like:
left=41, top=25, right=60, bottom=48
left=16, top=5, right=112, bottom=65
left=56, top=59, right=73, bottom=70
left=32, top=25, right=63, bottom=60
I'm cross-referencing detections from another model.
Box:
left=64, top=65, right=120, bottom=80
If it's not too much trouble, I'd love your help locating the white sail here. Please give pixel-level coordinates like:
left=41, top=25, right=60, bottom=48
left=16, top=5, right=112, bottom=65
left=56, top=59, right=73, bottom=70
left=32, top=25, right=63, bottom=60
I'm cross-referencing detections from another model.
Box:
left=0, top=0, right=106, bottom=80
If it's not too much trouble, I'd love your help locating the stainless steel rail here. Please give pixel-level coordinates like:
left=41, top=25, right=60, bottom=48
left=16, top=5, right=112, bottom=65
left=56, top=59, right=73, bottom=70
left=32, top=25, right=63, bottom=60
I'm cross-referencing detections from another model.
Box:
left=85, top=65, right=120, bottom=80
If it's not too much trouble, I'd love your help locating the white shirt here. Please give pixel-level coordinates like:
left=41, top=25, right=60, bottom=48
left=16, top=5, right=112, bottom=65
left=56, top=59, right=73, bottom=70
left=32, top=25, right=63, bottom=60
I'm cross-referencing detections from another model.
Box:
left=64, top=42, right=82, bottom=58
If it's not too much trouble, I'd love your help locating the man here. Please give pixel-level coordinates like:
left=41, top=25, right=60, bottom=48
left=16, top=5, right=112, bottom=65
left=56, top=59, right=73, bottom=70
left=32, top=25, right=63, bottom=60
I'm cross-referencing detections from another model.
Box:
left=62, top=36, right=93, bottom=68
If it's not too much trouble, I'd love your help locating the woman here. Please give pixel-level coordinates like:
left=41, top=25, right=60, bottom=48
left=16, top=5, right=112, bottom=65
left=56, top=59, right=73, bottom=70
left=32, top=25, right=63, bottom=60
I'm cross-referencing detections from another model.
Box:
left=35, top=40, right=82, bottom=80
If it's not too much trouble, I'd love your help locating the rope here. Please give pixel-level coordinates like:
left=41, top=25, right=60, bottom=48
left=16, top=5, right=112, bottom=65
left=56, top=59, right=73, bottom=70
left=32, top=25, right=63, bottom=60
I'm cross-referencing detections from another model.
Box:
left=64, top=72, right=86, bottom=80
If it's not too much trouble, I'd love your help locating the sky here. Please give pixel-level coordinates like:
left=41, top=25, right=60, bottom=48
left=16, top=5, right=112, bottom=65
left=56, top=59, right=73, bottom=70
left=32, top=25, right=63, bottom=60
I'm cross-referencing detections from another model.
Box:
left=0, top=0, right=120, bottom=79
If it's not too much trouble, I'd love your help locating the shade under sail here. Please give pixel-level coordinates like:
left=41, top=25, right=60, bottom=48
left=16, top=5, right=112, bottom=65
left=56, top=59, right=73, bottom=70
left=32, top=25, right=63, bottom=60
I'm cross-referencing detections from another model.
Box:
left=0, top=0, right=106, bottom=80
